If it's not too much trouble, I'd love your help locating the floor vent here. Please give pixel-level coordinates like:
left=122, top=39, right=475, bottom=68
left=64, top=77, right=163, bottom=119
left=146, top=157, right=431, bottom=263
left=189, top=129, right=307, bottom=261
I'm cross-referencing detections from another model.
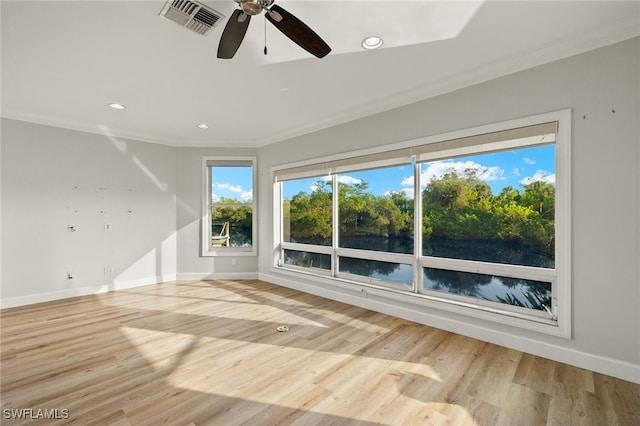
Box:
left=159, top=0, right=225, bottom=36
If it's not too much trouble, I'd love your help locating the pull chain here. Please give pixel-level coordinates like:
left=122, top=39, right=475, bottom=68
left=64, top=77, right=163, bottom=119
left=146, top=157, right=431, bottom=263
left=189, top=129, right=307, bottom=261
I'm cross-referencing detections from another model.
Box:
left=264, top=16, right=268, bottom=55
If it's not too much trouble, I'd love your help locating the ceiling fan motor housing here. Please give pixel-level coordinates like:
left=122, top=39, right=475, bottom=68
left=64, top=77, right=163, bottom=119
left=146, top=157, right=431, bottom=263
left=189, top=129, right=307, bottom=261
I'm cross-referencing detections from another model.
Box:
left=236, top=0, right=274, bottom=15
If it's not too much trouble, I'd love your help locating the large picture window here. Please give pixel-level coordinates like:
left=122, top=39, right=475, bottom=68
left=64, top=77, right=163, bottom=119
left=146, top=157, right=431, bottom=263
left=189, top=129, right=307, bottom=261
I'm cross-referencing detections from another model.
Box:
left=274, top=112, right=570, bottom=335
left=202, top=157, right=256, bottom=256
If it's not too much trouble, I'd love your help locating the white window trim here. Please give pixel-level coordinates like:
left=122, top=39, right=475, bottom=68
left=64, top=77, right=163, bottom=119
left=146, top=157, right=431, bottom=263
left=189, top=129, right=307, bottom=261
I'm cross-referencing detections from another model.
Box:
left=201, top=156, right=257, bottom=257
left=272, top=109, right=571, bottom=338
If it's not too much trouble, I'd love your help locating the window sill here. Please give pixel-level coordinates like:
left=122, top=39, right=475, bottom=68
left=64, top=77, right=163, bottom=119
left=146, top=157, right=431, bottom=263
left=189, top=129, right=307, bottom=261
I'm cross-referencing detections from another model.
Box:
left=273, top=265, right=569, bottom=339
left=202, top=248, right=256, bottom=257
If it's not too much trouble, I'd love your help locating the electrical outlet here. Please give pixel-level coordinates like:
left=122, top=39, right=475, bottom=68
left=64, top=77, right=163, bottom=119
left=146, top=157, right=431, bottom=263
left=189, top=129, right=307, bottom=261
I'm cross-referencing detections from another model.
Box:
left=104, top=266, right=114, bottom=275
left=232, top=258, right=237, bottom=266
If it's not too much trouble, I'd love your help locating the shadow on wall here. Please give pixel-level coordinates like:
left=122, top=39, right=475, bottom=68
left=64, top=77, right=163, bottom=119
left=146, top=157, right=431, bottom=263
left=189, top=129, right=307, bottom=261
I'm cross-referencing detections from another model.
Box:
left=0, top=119, right=180, bottom=306
left=86, top=124, right=185, bottom=295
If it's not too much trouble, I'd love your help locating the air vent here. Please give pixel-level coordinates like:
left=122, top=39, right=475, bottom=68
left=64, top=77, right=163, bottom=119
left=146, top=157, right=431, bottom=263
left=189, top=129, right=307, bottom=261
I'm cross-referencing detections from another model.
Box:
left=159, top=0, right=225, bottom=36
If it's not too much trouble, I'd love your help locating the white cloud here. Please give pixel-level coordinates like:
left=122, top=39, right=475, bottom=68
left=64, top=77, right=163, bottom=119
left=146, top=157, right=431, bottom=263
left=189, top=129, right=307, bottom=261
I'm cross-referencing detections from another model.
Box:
left=337, top=175, right=362, bottom=185
left=312, top=175, right=362, bottom=190
left=216, top=183, right=244, bottom=193
left=523, top=157, right=536, bottom=165
left=309, top=175, right=333, bottom=191
left=213, top=183, right=253, bottom=201
left=419, top=160, right=504, bottom=187
left=239, top=191, right=253, bottom=201
left=401, top=187, right=414, bottom=198
left=512, top=168, right=520, bottom=177
left=520, top=170, right=555, bottom=185
left=383, top=188, right=414, bottom=199
left=401, top=175, right=414, bottom=186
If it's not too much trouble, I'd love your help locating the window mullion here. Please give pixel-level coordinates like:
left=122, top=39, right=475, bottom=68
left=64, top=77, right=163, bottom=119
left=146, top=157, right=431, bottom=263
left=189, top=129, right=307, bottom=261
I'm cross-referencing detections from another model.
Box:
left=335, top=247, right=413, bottom=264
left=332, top=173, right=339, bottom=278
left=419, top=256, right=556, bottom=282
left=282, top=241, right=333, bottom=255
left=277, top=181, right=284, bottom=266
left=413, top=158, right=422, bottom=294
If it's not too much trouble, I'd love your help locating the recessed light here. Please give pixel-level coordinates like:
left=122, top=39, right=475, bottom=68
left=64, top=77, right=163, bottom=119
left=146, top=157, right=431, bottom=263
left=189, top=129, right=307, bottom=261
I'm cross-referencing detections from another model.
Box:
left=108, top=103, right=126, bottom=110
left=197, top=124, right=209, bottom=129
left=362, top=36, right=383, bottom=50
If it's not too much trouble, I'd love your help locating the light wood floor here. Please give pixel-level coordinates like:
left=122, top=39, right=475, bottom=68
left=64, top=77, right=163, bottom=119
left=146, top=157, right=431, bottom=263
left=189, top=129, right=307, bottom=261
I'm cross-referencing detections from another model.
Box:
left=1, top=280, right=638, bottom=425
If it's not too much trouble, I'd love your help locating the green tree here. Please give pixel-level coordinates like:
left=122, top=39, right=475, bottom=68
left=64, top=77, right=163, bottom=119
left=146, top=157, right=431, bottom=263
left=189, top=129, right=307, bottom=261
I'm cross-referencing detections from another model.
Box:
left=422, top=169, right=555, bottom=265
left=287, top=180, right=332, bottom=243
left=338, top=181, right=370, bottom=235
left=211, top=197, right=253, bottom=246
left=338, top=182, right=412, bottom=239
left=286, top=170, right=555, bottom=266
left=423, top=169, right=495, bottom=240
left=386, top=190, right=414, bottom=238
left=520, top=180, right=555, bottom=250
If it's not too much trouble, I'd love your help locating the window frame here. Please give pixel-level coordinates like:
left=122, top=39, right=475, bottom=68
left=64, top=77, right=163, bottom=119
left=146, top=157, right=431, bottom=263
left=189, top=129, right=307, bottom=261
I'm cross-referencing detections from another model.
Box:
left=273, top=110, right=571, bottom=337
left=415, top=124, right=561, bottom=323
left=201, top=156, right=257, bottom=257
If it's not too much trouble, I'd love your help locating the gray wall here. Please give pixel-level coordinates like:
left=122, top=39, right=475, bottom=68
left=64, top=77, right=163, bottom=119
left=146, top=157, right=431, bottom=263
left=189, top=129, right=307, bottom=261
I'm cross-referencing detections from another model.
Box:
left=175, top=146, right=259, bottom=278
left=1, top=120, right=178, bottom=305
left=258, top=38, right=640, bottom=375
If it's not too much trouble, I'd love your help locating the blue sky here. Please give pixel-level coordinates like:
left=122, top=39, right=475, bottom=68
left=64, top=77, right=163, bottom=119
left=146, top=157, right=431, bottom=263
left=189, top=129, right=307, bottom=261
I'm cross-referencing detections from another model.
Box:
left=211, top=166, right=254, bottom=202
left=282, top=145, right=555, bottom=199
left=210, top=145, right=555, bottom=201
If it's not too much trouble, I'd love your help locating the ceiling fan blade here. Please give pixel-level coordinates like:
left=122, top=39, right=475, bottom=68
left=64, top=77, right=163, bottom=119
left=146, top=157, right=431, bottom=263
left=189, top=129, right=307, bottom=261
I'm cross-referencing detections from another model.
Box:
left=266, top=4, right=331, bottom=59
left=217, top=10, right=251, bottom=59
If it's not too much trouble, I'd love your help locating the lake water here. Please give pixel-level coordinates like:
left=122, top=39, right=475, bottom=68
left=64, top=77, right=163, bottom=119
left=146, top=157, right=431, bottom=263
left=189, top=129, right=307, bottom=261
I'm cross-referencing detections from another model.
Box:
left=286, top=236, right=553, bottom=311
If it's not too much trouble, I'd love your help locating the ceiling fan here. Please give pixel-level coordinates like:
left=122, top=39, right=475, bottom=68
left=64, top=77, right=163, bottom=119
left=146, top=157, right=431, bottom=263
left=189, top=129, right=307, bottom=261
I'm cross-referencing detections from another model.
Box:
left=217, top=0, right=331, bottom=59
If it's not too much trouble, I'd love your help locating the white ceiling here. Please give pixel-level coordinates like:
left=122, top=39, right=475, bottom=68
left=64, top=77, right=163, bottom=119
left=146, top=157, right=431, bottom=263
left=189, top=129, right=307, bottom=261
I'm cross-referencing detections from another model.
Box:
left=2, top=1, right=639, bottom=147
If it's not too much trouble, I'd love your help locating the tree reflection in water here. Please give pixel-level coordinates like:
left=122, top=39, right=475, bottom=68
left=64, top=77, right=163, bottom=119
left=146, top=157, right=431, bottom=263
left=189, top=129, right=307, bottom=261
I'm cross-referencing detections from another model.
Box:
left=284, top=237, right=552, bottom=311
left=423, top=267, right=551, bottom=311
left=284, top=250, right=331, bottom=270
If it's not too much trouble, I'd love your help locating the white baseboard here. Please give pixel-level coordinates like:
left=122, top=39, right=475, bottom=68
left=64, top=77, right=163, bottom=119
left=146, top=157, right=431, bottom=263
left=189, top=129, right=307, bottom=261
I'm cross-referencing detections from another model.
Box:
left=1, top=272, right=258, bottom=309
left=0, top=274, right=177, bottom=309
left=176, top=272, right=259, bottom=281
left=260, top=271, right=640, bottom=384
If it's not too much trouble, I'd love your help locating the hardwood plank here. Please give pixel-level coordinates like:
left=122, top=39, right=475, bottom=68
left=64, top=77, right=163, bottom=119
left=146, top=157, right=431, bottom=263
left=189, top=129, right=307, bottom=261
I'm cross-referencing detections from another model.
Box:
left=512, top=352, right=556, bottom=395
left=1, top=279, right=638, bottom=425
left=495, top=382, right=550, bottom=426
left=456, top=343, right=522, bottom=407
left=553, top=361, right=595, bottom=394
left=593, top=372, right=640, bottom=426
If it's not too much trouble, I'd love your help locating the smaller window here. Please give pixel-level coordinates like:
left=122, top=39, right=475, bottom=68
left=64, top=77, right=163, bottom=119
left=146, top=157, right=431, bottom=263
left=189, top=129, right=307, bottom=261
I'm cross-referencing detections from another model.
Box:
left=202, top=157, right=256, bottom=256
